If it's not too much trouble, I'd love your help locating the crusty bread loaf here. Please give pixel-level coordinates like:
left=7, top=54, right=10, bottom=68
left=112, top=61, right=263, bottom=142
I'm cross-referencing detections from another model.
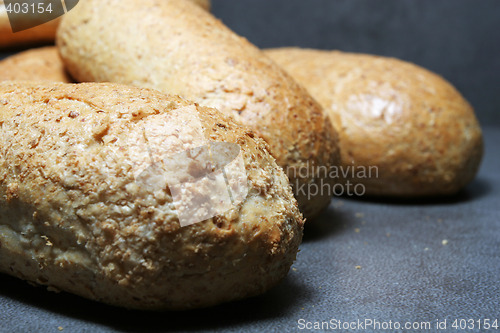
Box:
left=0, top=46, right=72, bottom=82
left=266, top=48, right=483, bottom=196
left=57, top=0, right=340, bottom=219
left=0, top=0, right=210, bottom=49
left=0, top=81, right=303, bottom=310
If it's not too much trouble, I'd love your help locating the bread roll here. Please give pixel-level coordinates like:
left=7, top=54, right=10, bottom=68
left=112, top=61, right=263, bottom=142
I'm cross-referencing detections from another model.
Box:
left=0, top=46, right=72, bottom=82
left=0, top=0, right=210, bottom=49
left=266, top=48, right=483, bottom=196
left=56, top=0, right=340, bottom=219
left=0, top=81, right=303, bottom=310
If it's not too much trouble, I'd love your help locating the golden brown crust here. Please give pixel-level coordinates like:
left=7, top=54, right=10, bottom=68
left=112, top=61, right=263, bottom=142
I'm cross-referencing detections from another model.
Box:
left=0, top=46, right=72, bottom=82
left=0, top=81, right=303, bottom=310
left=56, top=0, right=340, bottom=219
left=266, top=48, right=483, bottom=196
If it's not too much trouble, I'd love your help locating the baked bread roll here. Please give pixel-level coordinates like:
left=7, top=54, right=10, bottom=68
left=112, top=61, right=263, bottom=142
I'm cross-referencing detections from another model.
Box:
left=0, top=0, right=210, bottom=49
left=0, top=81, right=303, bottom=310
left=266, top=48, right=483, bottom=196
left=57, top=0, right=340, bottom=219
left=0, top=46, right=72, bottom=82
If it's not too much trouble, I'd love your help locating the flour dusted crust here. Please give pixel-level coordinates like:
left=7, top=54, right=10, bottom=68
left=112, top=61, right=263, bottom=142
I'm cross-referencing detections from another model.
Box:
left=0, top=81, right=303, bottom=310
left=0, top=46, right=71, bottom=82
left=266, top=48, right=483, bottom=196
left=56, top=0, right=340, bottom=219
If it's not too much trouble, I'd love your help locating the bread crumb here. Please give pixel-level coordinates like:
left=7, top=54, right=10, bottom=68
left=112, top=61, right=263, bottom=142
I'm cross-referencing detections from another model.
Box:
left=424, top=247, right=429, bottom=251
left=332, top=201, right=344, bottom=208
left=355, top=265, right=362, bottom=270
left=355, top=212, right=364, bottom=218
left=386, top=233, right=391, bottom=237
left=442, top=239, right=448, bottom=245
left=292, top=267, right=297, bottom=272
left=41, top=235, right=53, bottom=246
left=354, top=228, right=360, bottom=233
left=57, top=327, right=63, bottom=331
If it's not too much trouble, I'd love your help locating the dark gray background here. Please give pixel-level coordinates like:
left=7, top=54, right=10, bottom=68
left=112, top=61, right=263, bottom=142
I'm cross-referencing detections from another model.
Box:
left=212, top=0, right=500, bottom=126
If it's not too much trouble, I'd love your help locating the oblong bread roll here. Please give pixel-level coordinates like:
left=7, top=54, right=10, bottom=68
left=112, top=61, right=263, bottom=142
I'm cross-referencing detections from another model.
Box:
left=0, top=81, right=303, bottom=310
left=56, top=0, right=340, bottom=219
left=266, top=48, right=483, bottom=196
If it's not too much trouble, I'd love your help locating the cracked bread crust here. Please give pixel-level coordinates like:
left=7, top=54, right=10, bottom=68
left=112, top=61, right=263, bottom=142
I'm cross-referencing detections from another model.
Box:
left=0, top=81, right=303, bottom=310
left=0, top=47, right=72, bottom=82
left=266, top=48, right=484, bottom=196
left=56, top=0, right=340, bottom=219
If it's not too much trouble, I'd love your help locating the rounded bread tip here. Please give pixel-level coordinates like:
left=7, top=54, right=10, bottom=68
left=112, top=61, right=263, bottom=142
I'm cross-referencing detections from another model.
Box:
left=265, top=47, right=483, bottom=197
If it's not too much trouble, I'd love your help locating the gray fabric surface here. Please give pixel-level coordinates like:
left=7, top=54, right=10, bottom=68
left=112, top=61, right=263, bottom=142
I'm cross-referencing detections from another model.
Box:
left=0, top=127, right=498, bottom=332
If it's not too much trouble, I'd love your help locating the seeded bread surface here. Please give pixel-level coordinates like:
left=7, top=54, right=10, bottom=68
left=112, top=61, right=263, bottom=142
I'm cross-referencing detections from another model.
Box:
left=0, top=81, right=304, bottom=310
left=57, top=0, right=340, bottom=219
